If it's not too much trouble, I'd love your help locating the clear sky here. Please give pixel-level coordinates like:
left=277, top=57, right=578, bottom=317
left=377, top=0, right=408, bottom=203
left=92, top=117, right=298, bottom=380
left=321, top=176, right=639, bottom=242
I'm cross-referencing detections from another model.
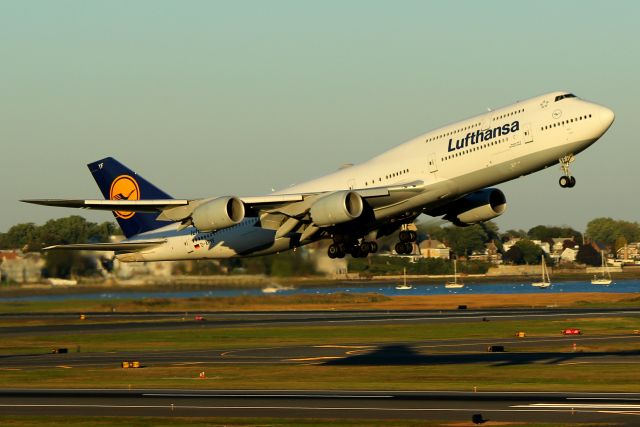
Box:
left=1, top=1, right=637, bottom=233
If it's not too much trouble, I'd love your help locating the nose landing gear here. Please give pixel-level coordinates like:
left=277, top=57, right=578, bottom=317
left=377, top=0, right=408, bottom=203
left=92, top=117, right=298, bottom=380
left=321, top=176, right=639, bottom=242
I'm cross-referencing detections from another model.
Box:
left=558, top=155, right=576, bottom=188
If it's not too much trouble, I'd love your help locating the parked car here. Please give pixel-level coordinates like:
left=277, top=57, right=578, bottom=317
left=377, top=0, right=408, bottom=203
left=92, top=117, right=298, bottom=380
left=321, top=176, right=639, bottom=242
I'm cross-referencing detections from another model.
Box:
left=562, top=328, right=581, bottom=335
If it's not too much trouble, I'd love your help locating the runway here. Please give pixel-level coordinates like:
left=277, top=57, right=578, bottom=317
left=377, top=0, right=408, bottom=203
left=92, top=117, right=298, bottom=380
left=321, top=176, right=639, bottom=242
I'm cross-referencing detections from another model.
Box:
left=3, top=307, right=640, bottom=335
left=2, top=334, right=639, bottom=369
left=0, top=389, right=639, bottom=423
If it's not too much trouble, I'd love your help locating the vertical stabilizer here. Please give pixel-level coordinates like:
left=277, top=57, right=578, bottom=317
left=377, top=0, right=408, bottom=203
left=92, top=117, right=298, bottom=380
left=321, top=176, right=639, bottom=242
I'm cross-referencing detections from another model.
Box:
left=87, top=157, right=172, bottom=238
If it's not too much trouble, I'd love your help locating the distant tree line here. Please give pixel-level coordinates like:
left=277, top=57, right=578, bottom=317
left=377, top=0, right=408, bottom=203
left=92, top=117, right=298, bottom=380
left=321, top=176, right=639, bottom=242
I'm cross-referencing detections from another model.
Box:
left=0, top=216, right=117, bottom=251
left=2, top=215, right=640, bottom=277
left=0, top=216, right=118, bottom=279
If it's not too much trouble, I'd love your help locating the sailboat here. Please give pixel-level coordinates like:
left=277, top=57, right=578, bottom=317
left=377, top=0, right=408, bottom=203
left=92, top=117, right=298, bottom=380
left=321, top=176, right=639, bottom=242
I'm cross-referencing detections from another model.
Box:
left=531, top=257, right=551, bottom=288
left=591, top=251, right=613, bottom=285
left=395, top=267, right=413, bottom=290
left=445, top=259, right=464, bottom=289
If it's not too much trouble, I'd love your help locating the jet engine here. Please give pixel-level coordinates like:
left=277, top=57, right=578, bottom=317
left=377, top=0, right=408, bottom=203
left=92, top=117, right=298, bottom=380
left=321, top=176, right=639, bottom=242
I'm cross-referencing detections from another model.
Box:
left=442, top=188, right=506, bottom=226
left=191, top=196, right=245, bottom=232
left=310, top=190, right=364, bottom=227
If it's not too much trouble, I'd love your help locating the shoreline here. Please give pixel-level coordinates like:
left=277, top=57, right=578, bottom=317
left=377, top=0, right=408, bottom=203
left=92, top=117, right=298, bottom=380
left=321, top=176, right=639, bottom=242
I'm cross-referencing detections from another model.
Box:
left=1, top=274, right=639, bottom=299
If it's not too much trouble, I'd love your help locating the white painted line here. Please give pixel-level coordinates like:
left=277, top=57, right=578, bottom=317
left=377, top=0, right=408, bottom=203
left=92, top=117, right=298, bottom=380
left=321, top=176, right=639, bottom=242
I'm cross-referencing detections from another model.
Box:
left=144, top=393, right=393, bottom=398
left=0, top=403, right=606, bottom=413
left=513, top=403, right=640, bottom=409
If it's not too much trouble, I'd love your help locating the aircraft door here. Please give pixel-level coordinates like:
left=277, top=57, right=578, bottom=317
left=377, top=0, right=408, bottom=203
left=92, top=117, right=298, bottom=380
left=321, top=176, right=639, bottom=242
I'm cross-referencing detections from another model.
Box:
left=522, top=123, right=533, bottom=143
left=427, top=153, right=438, bottom=173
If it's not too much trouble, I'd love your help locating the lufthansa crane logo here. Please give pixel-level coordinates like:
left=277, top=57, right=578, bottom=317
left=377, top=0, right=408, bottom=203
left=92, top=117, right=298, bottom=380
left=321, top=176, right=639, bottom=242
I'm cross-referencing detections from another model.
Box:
left=109, top=175, right=140, bottom=219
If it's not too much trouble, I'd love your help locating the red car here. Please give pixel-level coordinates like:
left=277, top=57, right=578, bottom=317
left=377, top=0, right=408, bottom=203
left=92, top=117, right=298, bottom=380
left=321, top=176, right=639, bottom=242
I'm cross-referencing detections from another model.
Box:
left=562, top=328, right=582, bottom=335
left=195, top=315, right=206, bottom=321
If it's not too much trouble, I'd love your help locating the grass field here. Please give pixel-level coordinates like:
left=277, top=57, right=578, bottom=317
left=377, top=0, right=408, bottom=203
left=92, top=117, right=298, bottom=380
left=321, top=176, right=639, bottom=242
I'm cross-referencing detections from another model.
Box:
left=2, top=291, right=640, bottom=313
left=2, top=314, right=639, bottom=391
left=1, top=294, right=639, bottom=425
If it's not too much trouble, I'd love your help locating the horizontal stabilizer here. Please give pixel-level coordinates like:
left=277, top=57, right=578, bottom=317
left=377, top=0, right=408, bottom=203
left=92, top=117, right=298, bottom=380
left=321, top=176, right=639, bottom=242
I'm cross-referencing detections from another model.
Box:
left=22, top=199, right=189, bottom=212
left=43, top=240, right=166, bottom=252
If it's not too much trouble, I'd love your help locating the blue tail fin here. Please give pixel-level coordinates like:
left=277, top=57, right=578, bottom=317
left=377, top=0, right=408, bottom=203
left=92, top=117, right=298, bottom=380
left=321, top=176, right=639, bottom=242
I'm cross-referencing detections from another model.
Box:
left=87, top=157, right=172, bottom=238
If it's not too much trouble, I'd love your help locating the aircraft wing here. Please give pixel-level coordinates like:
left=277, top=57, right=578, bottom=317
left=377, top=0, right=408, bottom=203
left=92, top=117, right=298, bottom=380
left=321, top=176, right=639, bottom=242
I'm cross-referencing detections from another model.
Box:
left=23, top=180, right=428, bottom=225
left=43, top=240, right=166, bottom=252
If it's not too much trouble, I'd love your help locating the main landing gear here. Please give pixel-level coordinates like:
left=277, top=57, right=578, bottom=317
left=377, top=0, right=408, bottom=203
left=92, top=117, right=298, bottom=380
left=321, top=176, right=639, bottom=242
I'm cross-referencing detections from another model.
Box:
left=327, top=240, right=379, bottom=259
left=558, top=154, right=576, bottom=188
left=395, top=229, right=417, bottom=255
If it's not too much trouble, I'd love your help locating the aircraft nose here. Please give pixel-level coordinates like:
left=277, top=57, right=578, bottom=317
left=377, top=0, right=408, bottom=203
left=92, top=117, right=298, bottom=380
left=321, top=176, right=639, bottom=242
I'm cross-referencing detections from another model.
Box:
left=600, top=106, right=615, bottom=129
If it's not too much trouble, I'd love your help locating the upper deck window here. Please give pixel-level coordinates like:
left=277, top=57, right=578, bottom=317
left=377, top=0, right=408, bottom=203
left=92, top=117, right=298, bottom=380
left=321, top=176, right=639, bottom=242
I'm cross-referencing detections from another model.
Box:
left=555, top=93, right=576, bottom=102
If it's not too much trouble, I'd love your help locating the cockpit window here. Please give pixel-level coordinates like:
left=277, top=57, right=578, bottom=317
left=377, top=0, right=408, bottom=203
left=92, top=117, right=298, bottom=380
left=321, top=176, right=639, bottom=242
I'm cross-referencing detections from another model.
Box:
left=555, top=93, right=576, bottom=102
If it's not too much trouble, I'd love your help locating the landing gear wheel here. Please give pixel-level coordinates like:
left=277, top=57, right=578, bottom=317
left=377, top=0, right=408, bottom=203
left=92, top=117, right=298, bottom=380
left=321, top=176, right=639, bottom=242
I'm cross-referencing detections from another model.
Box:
left=369, top=242, right=378, bottom=253
left=559, top=176, right=570, bottom=188
left=403, top=242, right=414, bottom=254
left=360, top=242, right=372, bottom=254
left=558, top=154, right=576, bottom=188
left=395, top=242, right=407, bottom=255
left=327, top=244, right=339, bottom=259
left=399, top=230, right=417, bottom=243
left=351, top=246, right=363, bottom=258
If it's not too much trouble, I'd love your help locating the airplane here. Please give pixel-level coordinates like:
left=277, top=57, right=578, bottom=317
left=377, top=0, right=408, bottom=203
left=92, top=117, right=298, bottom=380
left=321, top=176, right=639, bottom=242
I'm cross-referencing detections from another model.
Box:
left=23, top=91, right=614, bottom=262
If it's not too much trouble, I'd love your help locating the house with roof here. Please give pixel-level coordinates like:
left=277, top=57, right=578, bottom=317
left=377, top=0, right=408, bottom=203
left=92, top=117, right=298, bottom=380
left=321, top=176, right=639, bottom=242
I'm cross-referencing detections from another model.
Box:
left=0, top=250, right=44, bottom=283
left=418, top=239, right=450, bottom=259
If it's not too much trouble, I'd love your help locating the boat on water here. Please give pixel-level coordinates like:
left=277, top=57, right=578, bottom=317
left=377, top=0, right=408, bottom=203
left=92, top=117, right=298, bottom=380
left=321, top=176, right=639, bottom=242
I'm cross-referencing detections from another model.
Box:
left=531, top=257, right=551, bottom=288
left=395, top=268, right=413, bottom=290
left=261, top=284, right=294, bottom=294
left=591, top=250, right=613, bottom=285
left=445, top=259, right=464, bottom=289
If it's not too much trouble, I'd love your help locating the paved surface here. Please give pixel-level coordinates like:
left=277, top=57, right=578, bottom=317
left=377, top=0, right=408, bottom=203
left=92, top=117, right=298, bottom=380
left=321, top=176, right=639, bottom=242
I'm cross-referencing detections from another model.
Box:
left=2, top=309, right=640, bottom=423
left=3, top=308, right=640, bottom=335
left=0, top=389, right=639, bottom=423
left=2, top=334, right=639, bottom=368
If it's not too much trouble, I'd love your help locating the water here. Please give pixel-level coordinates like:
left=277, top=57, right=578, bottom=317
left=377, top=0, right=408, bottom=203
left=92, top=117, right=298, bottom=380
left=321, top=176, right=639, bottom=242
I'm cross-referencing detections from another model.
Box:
left=2, top=279, right=639, bottom=302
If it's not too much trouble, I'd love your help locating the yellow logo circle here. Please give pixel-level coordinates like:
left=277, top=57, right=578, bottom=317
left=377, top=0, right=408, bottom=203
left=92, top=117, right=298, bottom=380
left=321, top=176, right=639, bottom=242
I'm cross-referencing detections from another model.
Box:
left=109, top=175, right=140, bottom=219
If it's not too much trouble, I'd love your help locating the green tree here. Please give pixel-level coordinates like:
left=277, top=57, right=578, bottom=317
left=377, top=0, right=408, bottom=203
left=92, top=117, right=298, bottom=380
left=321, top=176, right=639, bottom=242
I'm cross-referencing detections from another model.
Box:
left=443, top=225, right=489, bottom=258
left=502, top=229, right=528, bottom=240
left=586, top=217, right=640, bottom=247
left=0, top=223, right=40, bottom=249
left=576, top=244, right=600, bottom=266
left=502, top=245, right=524, bottom=264
left=528, top=225, right=581, bottom=242
left=503, top=240, right=545, bottom=265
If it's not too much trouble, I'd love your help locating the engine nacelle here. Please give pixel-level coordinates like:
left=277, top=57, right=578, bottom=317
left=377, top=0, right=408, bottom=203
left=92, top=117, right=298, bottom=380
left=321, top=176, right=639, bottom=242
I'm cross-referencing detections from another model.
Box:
left=443, top=188, right=507, bottom=226
left=310, top=190, right=364, bottom=227
left=191, top=196, right=245, bottom=232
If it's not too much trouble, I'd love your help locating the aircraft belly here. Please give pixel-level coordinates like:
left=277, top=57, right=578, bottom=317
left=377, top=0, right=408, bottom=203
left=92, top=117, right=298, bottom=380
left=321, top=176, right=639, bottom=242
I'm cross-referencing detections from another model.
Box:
left=448, top=136, right=598, bottom=195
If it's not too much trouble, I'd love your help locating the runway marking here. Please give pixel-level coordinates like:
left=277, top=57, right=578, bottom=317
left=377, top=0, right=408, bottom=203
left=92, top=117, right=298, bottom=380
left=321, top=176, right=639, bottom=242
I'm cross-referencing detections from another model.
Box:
left=144, top=393, right=393, bottom=398
left=56, top=365, right=72, bottom=369
left=0, top=403, right=633, bottom=416
left=170, top=362, right=206, bottom=366
left=313, top=345, right=372, bottom=349
left=513, top=403, right=640, bottom=409
left=599, top=411, right=640, bottom=416
left=323, top=310, right=640, bottom=324
left=559, top=361, right=640, bottom=366
left=416, top=334, right=640, bottom=350
left=285, top=357, right=343, bottom=362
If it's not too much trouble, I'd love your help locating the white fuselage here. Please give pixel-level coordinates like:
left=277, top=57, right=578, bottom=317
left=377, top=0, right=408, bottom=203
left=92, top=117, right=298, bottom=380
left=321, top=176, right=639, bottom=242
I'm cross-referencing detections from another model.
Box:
left=119, top=91, right=614, bottom=262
